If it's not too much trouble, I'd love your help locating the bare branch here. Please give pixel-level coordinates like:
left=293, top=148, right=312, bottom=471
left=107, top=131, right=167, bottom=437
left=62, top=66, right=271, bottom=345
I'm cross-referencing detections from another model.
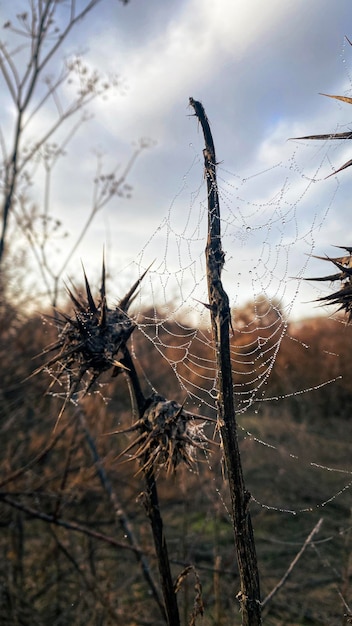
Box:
left=0, top=0, right=114, bottom=264
left=0, top=419, right=71, bottom=490
left=77, top=407, right=166, bottom=621
left=0, top=43, right=18, bottom=103
left=55, top=144, right=145, bottom=282
left=18, top=0, right=54, bottom=106
left=22, top=66, right=69, bottom=129
left=50, top=527, right=121, bottom=622
left=261, top=518, right=323, bottom=610
left=0, top=493, right=144, bottom=555
left=0, top=126, right=8, bottom=164
left=36, top=0, right=105, bottom=78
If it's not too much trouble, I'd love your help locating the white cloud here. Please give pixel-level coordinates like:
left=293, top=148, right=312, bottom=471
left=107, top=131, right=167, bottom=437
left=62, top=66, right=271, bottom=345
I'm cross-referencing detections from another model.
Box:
left=86, top=0, right=315, bottom=141
left=2, top=0, right=352, bottom=318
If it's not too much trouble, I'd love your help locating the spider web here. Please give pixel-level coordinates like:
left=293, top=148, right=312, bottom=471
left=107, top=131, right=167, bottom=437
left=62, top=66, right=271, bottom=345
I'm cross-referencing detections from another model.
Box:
left=35, top=89, right=352, bottom=626
left=132, top=141, right=336, bottom=402
left=120, top=123, right=352, bottom=517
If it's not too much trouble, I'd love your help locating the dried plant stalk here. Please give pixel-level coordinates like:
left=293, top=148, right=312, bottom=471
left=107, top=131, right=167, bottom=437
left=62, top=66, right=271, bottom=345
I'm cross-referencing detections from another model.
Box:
left=189, top=97, right=262, bottom=626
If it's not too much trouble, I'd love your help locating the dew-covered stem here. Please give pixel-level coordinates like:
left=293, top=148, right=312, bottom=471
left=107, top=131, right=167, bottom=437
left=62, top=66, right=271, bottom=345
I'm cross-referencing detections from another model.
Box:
left=189, top=97, right=262, bottom=626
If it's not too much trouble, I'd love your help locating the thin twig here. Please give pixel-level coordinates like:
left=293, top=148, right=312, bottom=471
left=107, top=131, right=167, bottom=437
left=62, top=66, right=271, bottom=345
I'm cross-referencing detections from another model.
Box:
left=49, top=527, right=121, bottom=622
left=261, top=517, right=323, bottom=609
left=0, top=419, right=71, bottom=490
left=0, top=493, right=144, bottom=554
left=77, top=406, right=166, bottom=621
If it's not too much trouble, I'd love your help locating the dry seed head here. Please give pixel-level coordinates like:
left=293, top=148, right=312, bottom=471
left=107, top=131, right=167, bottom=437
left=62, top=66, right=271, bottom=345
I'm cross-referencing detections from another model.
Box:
left=306, top=246, right=352, bottom=322
left=37, top=261, right=148, bottom=393
left=120, top=394, right=208, bottom=474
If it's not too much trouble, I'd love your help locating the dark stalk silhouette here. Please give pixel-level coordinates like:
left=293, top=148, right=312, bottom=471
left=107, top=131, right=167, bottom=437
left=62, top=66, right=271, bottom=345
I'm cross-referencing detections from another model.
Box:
left=189, top=97, right=262, bottom=626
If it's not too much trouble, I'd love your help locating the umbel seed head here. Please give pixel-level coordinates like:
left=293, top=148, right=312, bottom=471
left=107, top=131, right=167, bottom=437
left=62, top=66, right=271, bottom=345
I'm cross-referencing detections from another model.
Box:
left=37, top=261, right=149, bottom=394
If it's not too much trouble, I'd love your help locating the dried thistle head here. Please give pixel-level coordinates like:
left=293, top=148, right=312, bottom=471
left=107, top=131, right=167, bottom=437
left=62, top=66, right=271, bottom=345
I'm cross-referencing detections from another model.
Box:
left=118, top=394, right=209, bottom=474
left=305, top=246, right=352, bottom=322
left=36, top=261, right=148, bottom=394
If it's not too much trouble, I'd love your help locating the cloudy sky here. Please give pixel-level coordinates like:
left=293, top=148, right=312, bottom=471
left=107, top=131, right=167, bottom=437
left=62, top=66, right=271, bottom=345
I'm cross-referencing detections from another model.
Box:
left=1, top=0, right=352, bottom=320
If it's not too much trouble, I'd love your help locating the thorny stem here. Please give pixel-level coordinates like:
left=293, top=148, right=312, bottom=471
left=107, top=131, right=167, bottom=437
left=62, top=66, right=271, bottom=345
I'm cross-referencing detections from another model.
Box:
left=77, top=406, right=166, bottom=620
left=122, top=347, right=180, bottom=626
left=189, top=97, right=262, bottom=626
left=143, top=468, right=180, bottom=626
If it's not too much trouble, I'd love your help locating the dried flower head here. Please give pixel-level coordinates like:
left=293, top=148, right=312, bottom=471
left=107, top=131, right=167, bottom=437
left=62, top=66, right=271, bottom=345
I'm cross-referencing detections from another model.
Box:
left=305, top=246, right=352, bottom=322
left=117, top=394, right=209, bottom=474
left=36, top=261, right=148, bottom=394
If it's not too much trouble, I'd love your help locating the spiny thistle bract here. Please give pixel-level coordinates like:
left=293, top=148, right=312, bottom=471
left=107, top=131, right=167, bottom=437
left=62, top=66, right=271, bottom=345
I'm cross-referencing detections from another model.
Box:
left=37, top=261, right=148, bottom=394
left=116, top=394, right=209, bottom=474
left=292, top=37, right=352, bottom=178
left=306, top=246, right=352, bottom=322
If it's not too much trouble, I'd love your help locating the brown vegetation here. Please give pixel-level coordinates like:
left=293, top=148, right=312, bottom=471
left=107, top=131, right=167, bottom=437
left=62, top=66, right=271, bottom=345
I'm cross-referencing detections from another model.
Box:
left=0, top=7, right=351, bottom=624
left=0, top=292, right=351, bottom=625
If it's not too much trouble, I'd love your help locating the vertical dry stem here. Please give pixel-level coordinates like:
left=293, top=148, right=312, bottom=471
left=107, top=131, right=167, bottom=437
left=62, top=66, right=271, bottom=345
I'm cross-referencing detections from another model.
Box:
left=189, top=97, right=262, bottom=626
left=122, top=347, right=180, bottom=626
